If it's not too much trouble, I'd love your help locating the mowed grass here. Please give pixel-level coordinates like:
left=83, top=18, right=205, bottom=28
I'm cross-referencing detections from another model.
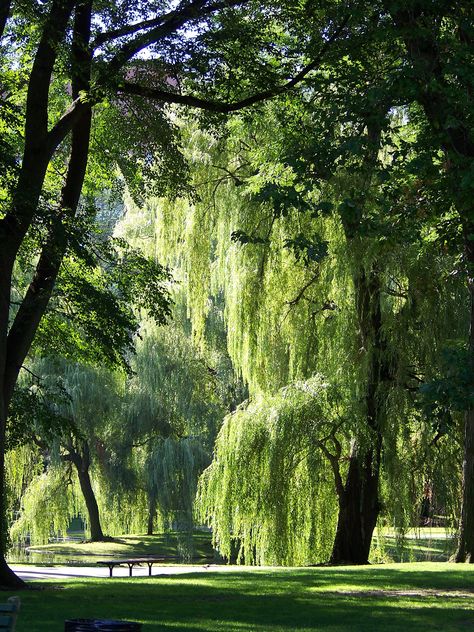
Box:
left=5, top=563, right=474, bottom=631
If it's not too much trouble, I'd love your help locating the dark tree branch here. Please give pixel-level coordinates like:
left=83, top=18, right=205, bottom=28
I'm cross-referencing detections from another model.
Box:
left=318, top=440, right=345, bottom=499
left=20, top=366, right=42, bottom=383
left=93, top=0, right=249, bottom=47
left=117, top=14, right=350, bottom=111
left=47, top=96, right=90, bottom=154
left=286, top=273, right=320, bottom=307
left=4, top=0, right=94, bottom=405
left=0, top=0, right=11, bottom=40
left=105, top=0, right=210, bottom=74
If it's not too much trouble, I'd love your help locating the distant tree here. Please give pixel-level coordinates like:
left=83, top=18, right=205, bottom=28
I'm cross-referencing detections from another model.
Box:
left=10, top=360, right=122, bottom=543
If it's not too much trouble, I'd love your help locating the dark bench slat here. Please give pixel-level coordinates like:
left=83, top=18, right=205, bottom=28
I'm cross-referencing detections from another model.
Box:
left=97, top=556, right=177, bottom=577
left=0, top=597, right=20, bottom=631
left=0, top=615, right=13, bottom=628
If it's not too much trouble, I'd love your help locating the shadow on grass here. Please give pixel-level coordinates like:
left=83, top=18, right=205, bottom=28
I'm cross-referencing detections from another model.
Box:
left=8, top=565, right=474, bottom=632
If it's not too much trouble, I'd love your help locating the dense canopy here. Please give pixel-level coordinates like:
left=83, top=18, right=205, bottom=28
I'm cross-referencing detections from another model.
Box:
left=0, top=0, right=473, bottom=589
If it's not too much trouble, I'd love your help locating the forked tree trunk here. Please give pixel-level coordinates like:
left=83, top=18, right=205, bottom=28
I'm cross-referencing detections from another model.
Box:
left=70, top=447, right=105, bottom=542
left=329, top=265, right=388, bottom=564
left=330, top=440, right=382, bottom=564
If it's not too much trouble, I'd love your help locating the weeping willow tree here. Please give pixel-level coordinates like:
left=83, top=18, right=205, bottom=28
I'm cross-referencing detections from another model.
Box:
left=198, top=376, right=345, bottom=565
left=129, top=93, right=466, bottom=564
left=10, top=358, right=123, bottom=543
left=92, top=316, right=228, bottom=544
left=112, top=175, right=246, bottom=542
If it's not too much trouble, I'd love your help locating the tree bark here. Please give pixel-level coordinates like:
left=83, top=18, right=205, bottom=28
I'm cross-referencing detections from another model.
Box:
left=330, top=440, right=382, bottom=564
left=147, top=495, right=157, bottom=536
left=329, top=266, right=387, bottom=564
left=454, top=220, right=474, bottom=562
left=69, top=446, right=106, bottom=542
left=0, top=0, right=11, bottom=40
left=0, top=0, right=92, bottom=588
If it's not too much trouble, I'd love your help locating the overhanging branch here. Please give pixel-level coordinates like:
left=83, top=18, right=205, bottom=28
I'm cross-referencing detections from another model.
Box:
left=117, top=16, right=350, bottom=114
left=93, top=0, right=249, bottom=48
left=117, top=15, right=350, bottom=113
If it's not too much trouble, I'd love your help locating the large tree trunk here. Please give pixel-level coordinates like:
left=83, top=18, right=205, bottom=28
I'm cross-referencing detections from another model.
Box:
left=454, top=221, right=474, bottom=562
left=330, top=440, right=382, bottom=564
left=70, top=446, right=106, bottom=542
left=329, top=266, right=387, bottom=564
left=0, top=0, right=92, bottom=587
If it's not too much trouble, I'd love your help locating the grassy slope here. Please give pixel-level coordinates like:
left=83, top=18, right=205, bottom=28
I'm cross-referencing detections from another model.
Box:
left=6, top=563, right=474, bottom=632
left=23, top=533, right=215, bottom=564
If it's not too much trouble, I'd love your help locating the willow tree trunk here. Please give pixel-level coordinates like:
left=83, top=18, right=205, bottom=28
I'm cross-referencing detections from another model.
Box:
left=76, top=465, right=105, bottom=542
left=329, top=266, right=387, bottom=564
left=69, top=447, right=105, bottom=542
left=330, top=440, right=382, bottom=564
left=147, top=495, right=157, bottom=536
left=454, top=221, right=474, bottom=562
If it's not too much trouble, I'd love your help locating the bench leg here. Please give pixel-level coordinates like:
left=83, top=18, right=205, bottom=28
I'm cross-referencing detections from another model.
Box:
left=109, top=566, right=113, bottom=578
left=128, top=564, right=133, bottom=577
left=148, top=563, right=152, bottom=577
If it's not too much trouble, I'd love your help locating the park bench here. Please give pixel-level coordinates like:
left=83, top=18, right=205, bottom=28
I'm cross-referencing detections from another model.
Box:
left=0, top=597, right=20, bottom=631
left=96, top=556, right=177, bottom=577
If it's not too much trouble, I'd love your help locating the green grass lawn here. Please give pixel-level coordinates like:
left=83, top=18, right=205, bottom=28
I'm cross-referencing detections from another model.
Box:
left=5, top=563, right=474, bottom=631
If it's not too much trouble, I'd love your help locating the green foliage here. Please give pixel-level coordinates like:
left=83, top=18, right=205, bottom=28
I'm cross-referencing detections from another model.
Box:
left=7, top=380, right=73, bottom=450
left=10, top=466, right=83, bottom=546
left=199, top=377, right=341, bottom=565
left=146, top=437, right=209, bottom=536
left=420, top=346, right=474, bottom=433
left=283, top=233, right=329, bottom=266
left=9, top=359, right=123, bottom=543
left=3, top=0, right=472, bottom=567
left=106, top=321, right=227, bottom=538
left=33, top=218, right=172, bottom=371
left=143, top=96, right=467, bottom=561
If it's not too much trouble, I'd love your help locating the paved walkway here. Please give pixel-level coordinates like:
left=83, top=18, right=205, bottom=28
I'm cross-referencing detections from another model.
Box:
left=10, top=563, right=249, bottom=581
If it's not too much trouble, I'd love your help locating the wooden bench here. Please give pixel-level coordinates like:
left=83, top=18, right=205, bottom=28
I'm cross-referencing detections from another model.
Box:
left=0, top=597, right=20, bottom=631
left=97, top=556, right=177, bottom=577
